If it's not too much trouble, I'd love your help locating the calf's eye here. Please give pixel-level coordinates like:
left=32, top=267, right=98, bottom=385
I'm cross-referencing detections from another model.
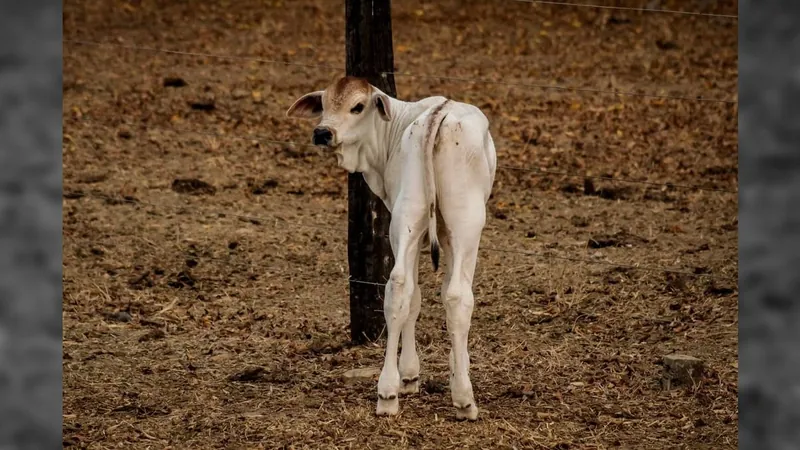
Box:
left=350, top=103, right=364, bottom=114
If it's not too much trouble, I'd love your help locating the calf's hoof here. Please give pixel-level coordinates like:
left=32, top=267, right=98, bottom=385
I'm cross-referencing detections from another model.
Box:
left=454, top=402, right=479, bottom=421
left=400, top=377, right=420, bottom=395
left=376, top=394, right=399, bottom=416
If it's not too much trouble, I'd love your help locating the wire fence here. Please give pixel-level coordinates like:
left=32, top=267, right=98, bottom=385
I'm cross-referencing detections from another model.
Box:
left=63, top=39, right=738, bottom=105
left=510, top=0, right=738, bottom=19
left=63, top=2, right=737, bottom=293
left=63, top=190, right=735, bottom=287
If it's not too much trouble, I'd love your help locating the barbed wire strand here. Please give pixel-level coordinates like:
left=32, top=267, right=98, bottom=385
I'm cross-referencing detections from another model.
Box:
left=64, top=39, right=736, bottom=104
left=498, top=164, right=735, bottom=193
left=382, top=71, right=735, bottom=104
left=65, top=117, right=737, bottom=194
left=64, top=190, right=732, bottom=282
left=63, top=39, right=343, bottom=71
left=510, top=0, right=737, bottom=19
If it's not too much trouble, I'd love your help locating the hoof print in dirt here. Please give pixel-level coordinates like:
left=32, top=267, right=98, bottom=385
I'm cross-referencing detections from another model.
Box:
left=104, top=311, right=132, bottom=323
left=129, top=270, right=154, bottom=289
left=660, top=354, right=704, bottom=390
left=249, top=178, right=279, bottom=195
left=588, top=231, right=648, bottom=249
left=570, top=216, right=590, bottom=228
left=705, top=284, right=735, bottom=296
left=163, top=77, right=188, bottom=88
left=168, top=270, right=196, bottom=289
left=685, top=243, right=711, bottom=254
left=664, top=273, right=690, bottom=293
left=138, top=329, right=166, bottom=343
left=171, top=178, right=216, bottom=196
left=189, top=100, right=215, bottom=111
left=643, top=189, right=678, bottom=203
left=655, top=39, right=680, bottom=51
left=421, top=379, right=447, bottom=395
left=582, top=178, right=635, bottom=200
left=229, top=366, right=292, bottom=384
left=560, top=183, right=583, bottom=194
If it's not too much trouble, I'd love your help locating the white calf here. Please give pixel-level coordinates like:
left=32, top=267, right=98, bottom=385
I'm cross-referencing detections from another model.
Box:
left=287, top=76, right=497, bottom=420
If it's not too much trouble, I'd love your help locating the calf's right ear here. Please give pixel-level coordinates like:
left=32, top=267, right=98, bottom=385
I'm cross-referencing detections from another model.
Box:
left=286, top=91, right=324, bottom=119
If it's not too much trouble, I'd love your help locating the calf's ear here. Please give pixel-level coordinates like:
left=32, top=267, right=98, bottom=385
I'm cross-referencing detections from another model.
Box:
left=286, top=91, right=324, bottom=119
left=374, top=93, right=392, bottom=121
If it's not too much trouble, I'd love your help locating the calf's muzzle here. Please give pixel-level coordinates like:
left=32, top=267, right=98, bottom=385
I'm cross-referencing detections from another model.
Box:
left=313, top=127, right=333, bottom=147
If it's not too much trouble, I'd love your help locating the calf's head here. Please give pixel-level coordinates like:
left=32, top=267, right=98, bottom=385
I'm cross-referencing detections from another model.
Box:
left=286, top=76, right=392, bottom=167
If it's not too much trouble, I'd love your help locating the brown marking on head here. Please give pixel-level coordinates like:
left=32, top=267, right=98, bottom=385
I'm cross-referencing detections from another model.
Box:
left=323, top=76, right=372, bottom=112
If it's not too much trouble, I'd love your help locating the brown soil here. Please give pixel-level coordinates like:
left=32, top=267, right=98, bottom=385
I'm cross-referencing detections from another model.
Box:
left=63, top=1, right=738, bottom=448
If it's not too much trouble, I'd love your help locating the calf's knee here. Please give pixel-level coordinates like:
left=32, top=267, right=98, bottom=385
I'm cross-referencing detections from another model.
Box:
left=384, top=268, right=414, bottom=321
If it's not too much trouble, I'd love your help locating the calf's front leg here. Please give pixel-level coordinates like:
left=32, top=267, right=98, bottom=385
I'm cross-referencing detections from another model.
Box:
left=376, top=224, right=422, bottom=416
left=398, top=280, right=421, bottom=395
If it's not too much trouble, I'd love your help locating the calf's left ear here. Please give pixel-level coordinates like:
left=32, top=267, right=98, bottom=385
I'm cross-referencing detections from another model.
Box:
left=374, top=93, right=392, bottom=121
left=286, top=91, right=324, bottom=119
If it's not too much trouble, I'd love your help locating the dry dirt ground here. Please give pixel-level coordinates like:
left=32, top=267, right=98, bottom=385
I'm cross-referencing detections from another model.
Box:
left=62, top=1, right=738, bottom=448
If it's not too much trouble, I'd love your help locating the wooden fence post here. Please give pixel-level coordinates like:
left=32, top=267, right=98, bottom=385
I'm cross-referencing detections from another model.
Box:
left=345, top=0, right=396, bottom=344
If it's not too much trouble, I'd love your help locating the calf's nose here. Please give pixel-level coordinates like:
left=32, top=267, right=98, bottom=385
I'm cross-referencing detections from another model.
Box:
left=312, top=127, right=333, bottom=146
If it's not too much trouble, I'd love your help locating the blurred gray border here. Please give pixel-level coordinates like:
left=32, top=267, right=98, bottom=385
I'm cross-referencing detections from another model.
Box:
left=0, top=0, right=63, bottom=448
left=739, top=0, right=800, bottom=449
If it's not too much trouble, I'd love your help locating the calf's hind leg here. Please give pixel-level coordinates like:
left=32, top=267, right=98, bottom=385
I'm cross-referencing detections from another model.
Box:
left=440, top=202, right=485, bottom=421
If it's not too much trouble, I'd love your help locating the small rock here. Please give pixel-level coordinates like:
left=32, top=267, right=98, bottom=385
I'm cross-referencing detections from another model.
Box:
left=342, top=367, right=380, bottom=384
left=661, top=354, right=704, bottom=390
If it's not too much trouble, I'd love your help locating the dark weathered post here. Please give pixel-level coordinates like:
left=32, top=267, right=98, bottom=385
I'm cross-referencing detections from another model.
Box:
left=345, top=0, right=396, bottom=344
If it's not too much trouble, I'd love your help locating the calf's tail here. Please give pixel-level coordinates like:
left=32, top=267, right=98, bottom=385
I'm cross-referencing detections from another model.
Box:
left=422, top=100, right=450, bottom=272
